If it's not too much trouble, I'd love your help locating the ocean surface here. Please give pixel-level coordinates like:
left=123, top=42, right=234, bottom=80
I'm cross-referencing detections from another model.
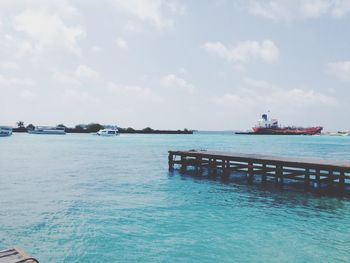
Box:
left=1, top=133, right=350, bottom=262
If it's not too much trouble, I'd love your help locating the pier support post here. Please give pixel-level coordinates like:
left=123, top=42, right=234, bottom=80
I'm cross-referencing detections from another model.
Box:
left=248, top=162, right=254, bottom=184
left=304, top=168, right=310, bottom=189
left=213, top=159, right=217, bottom=176
left=274, top=165, right=279, bottom=184
left=222, top=160, right=230, bottom=179
left=275, top=165, right=283, bottom=186
left=261, top=164, right=267, bottom=184
left=208, top=158, right=212, bottom=175
left=327, top=170, right=334, bottom=191
left=168, top=153, right=174, bottom=171
left=195, top=157, right=202, bottom=176
left=314, top=169, right=320, bottom=188
left=339, top=171, right=345, bottom=192
left=278, top=165, right=284, bottom=186
left=209, top=158, right=217, bottom=177
left=180, top=155, right=187, bottom=173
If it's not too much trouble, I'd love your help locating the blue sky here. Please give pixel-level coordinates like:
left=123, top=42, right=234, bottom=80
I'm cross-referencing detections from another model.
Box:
left=1, top=0, right=350, bottom=131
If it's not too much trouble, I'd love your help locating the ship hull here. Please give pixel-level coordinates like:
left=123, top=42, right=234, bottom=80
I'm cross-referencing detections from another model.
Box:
left=252, top=127, right=322, bottom=135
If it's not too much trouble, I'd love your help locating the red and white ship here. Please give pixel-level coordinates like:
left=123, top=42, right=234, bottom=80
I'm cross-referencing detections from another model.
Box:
left=250, top=113, right=322, bottom=135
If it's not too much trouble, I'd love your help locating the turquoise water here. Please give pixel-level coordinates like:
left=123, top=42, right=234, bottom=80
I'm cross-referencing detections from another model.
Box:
left=1, top=133, right=350, bottom=262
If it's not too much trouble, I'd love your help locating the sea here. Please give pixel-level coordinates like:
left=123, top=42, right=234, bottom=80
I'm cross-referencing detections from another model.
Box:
left=0, top=132, right=350, bottom=262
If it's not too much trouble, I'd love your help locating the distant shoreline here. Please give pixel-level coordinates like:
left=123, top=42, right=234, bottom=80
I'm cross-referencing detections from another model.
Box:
left=12, top=127, right=194, bottom=135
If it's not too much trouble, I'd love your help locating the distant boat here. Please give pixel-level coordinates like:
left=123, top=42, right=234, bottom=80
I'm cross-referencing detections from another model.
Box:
left=28, top=126, right=66, bottom=135
left=0, top=126, right=12, bottom=137
left=97, top=128, right=119, bottom=136
left=236, top=113, right=322, bottom=135
left=329, top=131, right=350, bottom=136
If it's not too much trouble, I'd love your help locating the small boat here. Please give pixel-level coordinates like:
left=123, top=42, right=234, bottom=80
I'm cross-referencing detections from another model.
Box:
left=97, top=128, right=119, bottom=136
left=329, top=131, right=350, bottom=136
left=0, top=126, right=12, bottom=137
left=28, top=126, right=66, bottom=135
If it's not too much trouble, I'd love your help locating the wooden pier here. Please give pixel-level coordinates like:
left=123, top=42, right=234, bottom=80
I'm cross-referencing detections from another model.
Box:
left=168, top=150, right=350, bottom=192
left=0, top=248, right=38, bottom=263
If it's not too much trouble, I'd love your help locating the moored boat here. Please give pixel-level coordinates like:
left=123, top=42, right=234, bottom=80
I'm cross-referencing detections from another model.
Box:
left=0, top=126, right=12, bottom=137
left=236, top=113, right=322, bottom=135
left=328, top=131, right=350, bottom=136
left=97, top=128, right=119, bottom=136
left=28, top=126, right=66, bottom=135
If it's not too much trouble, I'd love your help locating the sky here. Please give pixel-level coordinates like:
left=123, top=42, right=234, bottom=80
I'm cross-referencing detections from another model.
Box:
left=1, top=0, right=350, bottom=131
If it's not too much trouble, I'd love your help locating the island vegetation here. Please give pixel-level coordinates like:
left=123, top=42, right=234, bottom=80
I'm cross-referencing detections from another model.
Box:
left=12, top=121, right=194, bottom=134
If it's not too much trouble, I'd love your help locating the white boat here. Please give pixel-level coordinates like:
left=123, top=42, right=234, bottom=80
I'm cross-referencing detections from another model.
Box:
left=28, top=126, right=66, bottom=135
left=0, top=126, right=12, bottom=137
left=97, top=129, right=119, bottom=136
left=329, top=131, right=350, bottom=136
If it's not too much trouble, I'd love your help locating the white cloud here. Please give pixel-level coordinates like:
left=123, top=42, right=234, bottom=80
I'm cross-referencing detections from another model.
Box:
left=249, top=0, right=294, bottom=21
left=52, top=71, right=81, bottom=86
left=54, top=1, right=80, bottom=18
left=110, top=0, right=182, bottom=30
left=302, top=0, right=331, bottom=18
left=116, top=37, right=128, bottom=49
left=166, top=1, right=187, bottom=15
left=178, top=67, right=187, bottom=74
left=327, top=61, right=350, bottom=81
left=332, top=0, right=350, bottom=17
left=0, top=61, right=20, bottom=70
left=212, top=79, right=336, bottom=111
left=0, top=74, right=37, bottom=102
left=107, top=82, right=164, bottom=103
left=0, top=74, right=36, bottom=87
left=53, top=65, right=100, bottom=85
left=124, top=21, right=146, bottom=33
left=0, top=34, right=29, bottom=58
left=160, top=74, right=196, bottom=93
left=13, top=9, right=84, bottom=55
left=75, top=64, right=100, bottom=80
left=108, top=82, right=149, bottom=95
left=0, top=0, right=80, bottom=18
left=203, top=40, right=279, bottom=64
left=20, top=89, right=37, bottom=101
left=248, top=0, right=350, bottom=21
left=63, top=88, right=100, bottom=104
left=91, top=46, right=103, bottom=52
left=16, top=41, right=35, bottom=58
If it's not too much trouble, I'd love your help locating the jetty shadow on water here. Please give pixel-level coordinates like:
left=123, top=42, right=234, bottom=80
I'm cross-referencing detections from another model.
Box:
left=167, top=167, right=350, bottom=212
